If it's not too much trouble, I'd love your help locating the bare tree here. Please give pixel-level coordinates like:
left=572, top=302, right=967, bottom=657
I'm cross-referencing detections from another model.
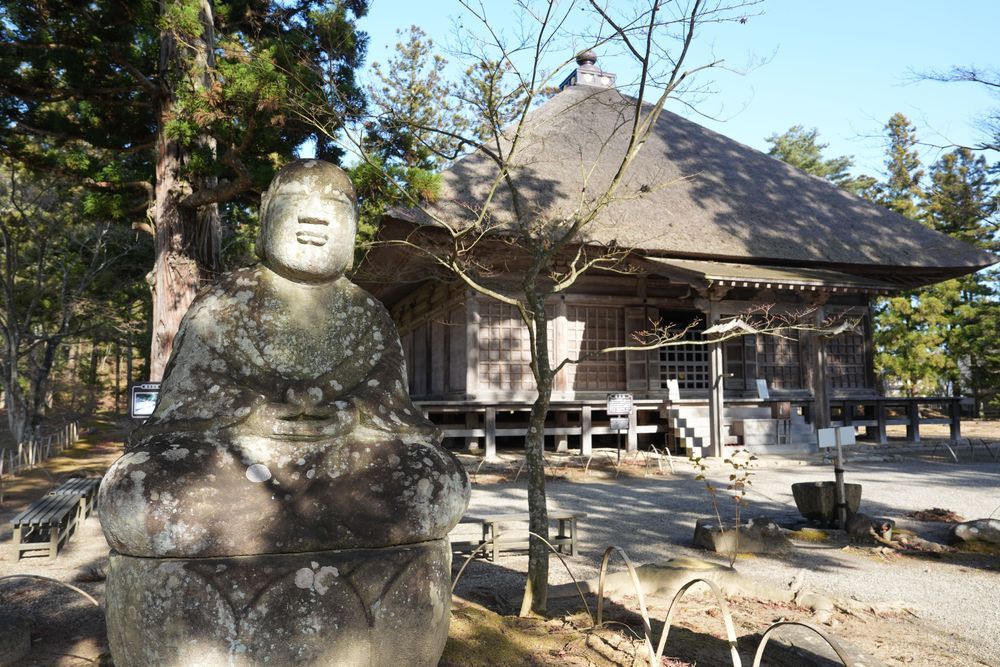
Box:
left=919, top=66, right=1000, bottom=153
left=285, top=0, right=771, bottom=614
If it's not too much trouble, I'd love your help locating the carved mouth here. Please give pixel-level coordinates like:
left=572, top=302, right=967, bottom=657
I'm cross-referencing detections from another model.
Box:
left=296, top=216, right=329, bottom=246
left=295, top=230, right=328, bottom=246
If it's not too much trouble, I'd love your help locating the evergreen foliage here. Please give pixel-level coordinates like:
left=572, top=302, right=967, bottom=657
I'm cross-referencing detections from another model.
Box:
left=870, top=118, right=999, bottom=408
left=350, top=26, right=468, bottom=246
left=765, top=125, right=876, bottom=196
left=765, top=125, right=854, bottom=184
left=0, top=0, right=370, bottom=377
left=879, top=113, right=924, bottom=219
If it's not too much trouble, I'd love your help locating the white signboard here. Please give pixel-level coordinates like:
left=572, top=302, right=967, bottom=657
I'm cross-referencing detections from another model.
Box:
left=610, top=417, right=630, bottom=431
left=606, top=393, right=633, bottom=416
left=666, top=379, right=680, bottom=402
left=755, top=379, right=769, bottom=400
left=817, top=426, right=857, bottom=449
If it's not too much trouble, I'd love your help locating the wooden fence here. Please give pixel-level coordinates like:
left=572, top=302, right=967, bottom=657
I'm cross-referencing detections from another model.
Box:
left=0, top=421, right=80, bottom=504
left=829, top=396, right=961, bottom=444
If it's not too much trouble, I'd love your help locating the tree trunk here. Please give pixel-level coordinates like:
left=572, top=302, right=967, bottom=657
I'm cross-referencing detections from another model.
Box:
left=3, top=345, right=29, bottom=443
left=149, top=0, right=220, bottom=380
left=520, top=296, right=553, bottom=617
left=27, top=338, right=59, bottom=432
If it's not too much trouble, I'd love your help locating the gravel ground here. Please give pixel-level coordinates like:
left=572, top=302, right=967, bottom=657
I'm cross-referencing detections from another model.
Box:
left=454, top=455, right=1000, bottom=662
left=3, top=435, right=998, bottom=665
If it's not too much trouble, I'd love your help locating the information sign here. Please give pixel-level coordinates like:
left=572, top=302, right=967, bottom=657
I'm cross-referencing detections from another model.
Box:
left=817, top=426, right=857, bottom=449
left=609, top=417, right=630, bottom=431
left=606, top=393, right=633, bottom=416
left=131, top=382, right=161, bottom=419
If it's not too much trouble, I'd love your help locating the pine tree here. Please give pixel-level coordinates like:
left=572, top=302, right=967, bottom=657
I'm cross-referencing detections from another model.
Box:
left=766, top=125, right=854, bottom=184
left=871, top=113, right=937, bottom=395
left=872, top=118, right=1000, bottom=404
left=0, top=1, right=369, bottom=379
left=765, top=125, right=878, bottom=197
left=880, top=113, right=924, bottom=218
left=350, top=26, right=471, bottom=245
left=923, top=148, right=999, bottom=411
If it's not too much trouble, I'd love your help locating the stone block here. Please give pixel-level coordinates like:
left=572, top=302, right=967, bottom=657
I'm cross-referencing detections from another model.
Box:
left=791, top=482, right=862, bottom=523
left=105, top=540, right=452, bottom=667
left=693, top=517, right=791, bottom=554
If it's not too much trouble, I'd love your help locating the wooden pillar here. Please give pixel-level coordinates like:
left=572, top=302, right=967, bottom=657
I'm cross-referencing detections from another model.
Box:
left=581, top=405, right=592, bottom=456
left=465, top=411, right=480, bottom=451
left=555, top=410, right=569, bottom=452
left=807, top=303, right=831, bottom=429
left=877, top=400, right=888, bottom=444
left=707, top=301, right=724, bottom=457
left=627, top=404, right=638, bottom=452
left=553, top=297, right=569, bottom=394
left=949, top=399, right=962, bottom=442
left=907, top=399, right=921, bottom=442
left=465, top=292, right=480, bottom=398
left=484, top=406, right=497, bottom=459
left=430, top=320, right=446, bottom=395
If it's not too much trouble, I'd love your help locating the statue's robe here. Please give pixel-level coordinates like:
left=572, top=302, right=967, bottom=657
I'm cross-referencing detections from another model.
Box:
left=100, top=267, right=469, bottom=558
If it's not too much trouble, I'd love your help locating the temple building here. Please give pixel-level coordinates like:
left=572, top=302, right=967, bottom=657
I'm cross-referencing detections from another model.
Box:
left=359, top=53, right=997, bottom=459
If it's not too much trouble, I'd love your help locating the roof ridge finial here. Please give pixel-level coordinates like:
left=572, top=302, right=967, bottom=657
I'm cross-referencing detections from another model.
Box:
left=576, top=49, right=598, bottom=67
left=559, top=48, right=616, bottom=91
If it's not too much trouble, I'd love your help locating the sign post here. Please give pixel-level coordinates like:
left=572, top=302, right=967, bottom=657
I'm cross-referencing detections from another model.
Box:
left=607, top=393, right=633, bottom=464
left=818, top=426, right=856, bottom=528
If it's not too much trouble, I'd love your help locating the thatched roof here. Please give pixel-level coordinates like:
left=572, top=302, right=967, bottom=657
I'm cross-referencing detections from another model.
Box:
left=387, top=83, right=996, bottom=287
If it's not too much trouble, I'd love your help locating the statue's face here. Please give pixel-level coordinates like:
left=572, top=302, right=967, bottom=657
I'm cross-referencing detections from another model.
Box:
left=260, top=176, right=356, bottom=282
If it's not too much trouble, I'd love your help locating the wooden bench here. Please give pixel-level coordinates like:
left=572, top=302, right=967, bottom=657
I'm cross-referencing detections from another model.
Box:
left=48, top=477, right=102, bottom=521
left=462, top=512, right=586, bottom=561
left=11, top=493, right=81, bottom=560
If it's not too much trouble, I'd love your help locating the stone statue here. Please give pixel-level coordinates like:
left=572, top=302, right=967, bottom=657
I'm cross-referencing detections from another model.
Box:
left=99, top=160, right=470, bottom=666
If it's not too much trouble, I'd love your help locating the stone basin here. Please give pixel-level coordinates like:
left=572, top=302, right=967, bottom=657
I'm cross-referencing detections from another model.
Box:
left=791, top=481, right=862, bottom=524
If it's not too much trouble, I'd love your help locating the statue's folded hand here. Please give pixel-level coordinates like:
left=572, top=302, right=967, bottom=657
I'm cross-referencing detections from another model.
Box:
left=238, top=399, right=358, bottom=440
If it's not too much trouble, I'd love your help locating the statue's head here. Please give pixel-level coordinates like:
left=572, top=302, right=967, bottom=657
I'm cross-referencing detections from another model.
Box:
left=257, top=159, right=357, bottom=282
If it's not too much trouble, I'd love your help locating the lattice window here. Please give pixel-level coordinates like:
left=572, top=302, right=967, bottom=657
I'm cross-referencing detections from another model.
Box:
left=658, top=324, right=709, bottom=390
left=479, top=301, right=535, bottom=391
left=565, top=305, right=626, bottom=390
left=757, top=334, right=802, bottom=389
left=827, top=331, right=868, bottom=389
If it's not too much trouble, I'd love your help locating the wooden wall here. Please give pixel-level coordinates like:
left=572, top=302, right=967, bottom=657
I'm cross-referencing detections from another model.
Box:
left=390, top=275, right=876, bottom=402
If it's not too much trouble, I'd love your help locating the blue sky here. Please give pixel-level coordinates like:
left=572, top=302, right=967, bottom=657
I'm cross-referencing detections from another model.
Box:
left=356, top=1, right=999, bottom=178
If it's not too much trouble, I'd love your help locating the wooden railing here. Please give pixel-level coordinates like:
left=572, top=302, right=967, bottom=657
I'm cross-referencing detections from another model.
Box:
left=417, top=400, right=668, bottom=459
left=829, top=396, right=961, bottom=445
left=0, top=422, right=80, bottom=504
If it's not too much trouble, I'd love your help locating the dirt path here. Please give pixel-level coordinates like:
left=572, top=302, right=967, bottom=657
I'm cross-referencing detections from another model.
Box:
left=0, top=417, right=126, bottom=666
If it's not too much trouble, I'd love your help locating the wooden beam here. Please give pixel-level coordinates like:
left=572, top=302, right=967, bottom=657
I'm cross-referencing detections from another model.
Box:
left=707, top=301, right=724, bottom=457
left=627, top=404, right=638, bottom=452
left=553, top=297, right=569, bottom=393
left=466, top=291, right=480, bottom=398
left=465, top=411, right=480, bottom=451
left=430, top=320, right=446, bottom=395
left=555, top=410, right=569, bottom=452
left=581, top=405, right=592, bottom=456
left=485, top=406, right=497, bottom=459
